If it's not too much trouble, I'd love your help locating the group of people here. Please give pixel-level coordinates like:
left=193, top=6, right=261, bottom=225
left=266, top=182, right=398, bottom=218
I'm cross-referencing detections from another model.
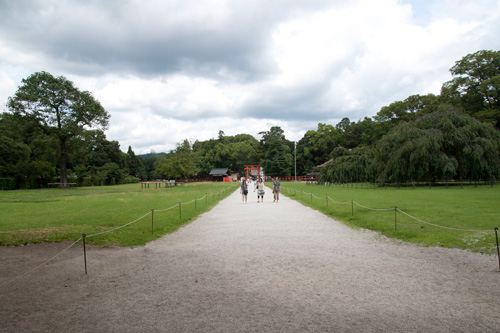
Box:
left=240, top=177, right=281, bottom=203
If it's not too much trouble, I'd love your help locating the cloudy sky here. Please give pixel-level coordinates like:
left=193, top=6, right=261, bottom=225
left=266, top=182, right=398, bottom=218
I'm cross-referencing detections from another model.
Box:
left=1, top=0, right=499, bottom=154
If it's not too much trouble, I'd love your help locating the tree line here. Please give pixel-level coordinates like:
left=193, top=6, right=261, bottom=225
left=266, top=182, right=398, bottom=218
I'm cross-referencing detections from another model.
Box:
left=1, top=50, right=499, bottom=189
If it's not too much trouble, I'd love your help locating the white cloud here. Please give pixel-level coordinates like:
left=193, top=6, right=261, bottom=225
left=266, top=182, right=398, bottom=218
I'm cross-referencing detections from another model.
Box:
left=0, top=0, right=499, bottom=153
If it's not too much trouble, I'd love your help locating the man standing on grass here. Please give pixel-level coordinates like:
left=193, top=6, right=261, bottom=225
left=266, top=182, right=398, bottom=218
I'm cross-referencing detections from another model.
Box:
left=273, top=177, right=281, bottom=203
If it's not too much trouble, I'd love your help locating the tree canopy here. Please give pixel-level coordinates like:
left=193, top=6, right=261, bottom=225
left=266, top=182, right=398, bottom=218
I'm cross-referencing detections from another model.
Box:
left=7, top=71, right=110, bottom=186
left=2, top=50, right=500, bottom=189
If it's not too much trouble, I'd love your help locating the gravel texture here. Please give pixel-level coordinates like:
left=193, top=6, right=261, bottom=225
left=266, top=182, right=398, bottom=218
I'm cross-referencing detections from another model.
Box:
left=1, top=187, right=499, bottom=332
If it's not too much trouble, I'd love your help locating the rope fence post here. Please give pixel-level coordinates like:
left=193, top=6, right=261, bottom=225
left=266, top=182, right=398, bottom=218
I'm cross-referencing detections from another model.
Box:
left=394, top=207, right=397, bottom=231
left=310, top=193, right=312, bottom=203
left=179, top=202, right=182, bottom=220
left=195, top=198, right=197, bottom=210
left=495, top=227, right=500, bottom=272
left=206, top=193, right=208, bottom=205
left=82, top=234, right=87, bottom=274
left=351, top=200, right=354, bottom=216
left=326, top=194, right=328, bottom=209
left=151, top=209, right=154, bottom=235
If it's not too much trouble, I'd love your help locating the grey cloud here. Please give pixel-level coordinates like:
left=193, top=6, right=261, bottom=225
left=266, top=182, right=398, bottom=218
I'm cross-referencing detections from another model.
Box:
left=0, top=0, right=334, bottom=81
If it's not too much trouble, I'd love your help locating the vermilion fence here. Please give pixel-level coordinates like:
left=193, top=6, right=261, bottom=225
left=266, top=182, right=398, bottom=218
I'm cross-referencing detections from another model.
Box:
left=276, top=176, right=318, bottom=182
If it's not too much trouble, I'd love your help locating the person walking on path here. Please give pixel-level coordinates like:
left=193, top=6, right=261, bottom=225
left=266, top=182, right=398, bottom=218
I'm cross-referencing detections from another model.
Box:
left=256, top=178, right=265, bottom=203
left=273, top=177, right=281, bottom=203
left=240, top=178, right=248, bottom=203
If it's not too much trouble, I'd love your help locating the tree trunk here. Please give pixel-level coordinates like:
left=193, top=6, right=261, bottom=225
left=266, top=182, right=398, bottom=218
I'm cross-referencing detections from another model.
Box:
left=59, top=137, right=68, bottom=187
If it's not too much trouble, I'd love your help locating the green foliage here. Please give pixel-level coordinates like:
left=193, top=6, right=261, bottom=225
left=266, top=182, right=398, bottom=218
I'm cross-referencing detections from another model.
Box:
left=375, top=106, right=500, bottom=183
left=320, top=146, right=376, bottom=183
left=192, top=132, right=261, bottom=177
left=7, top=71, right=110, bottom=186
left=374, top=93, right=440, bottom=123
left=297, top=123, right=340, bottom=174
left=441, top=50, right=500, bottom=128
left=155, top=140, right=197, bottom=179
left=259, top=126, right=293, bottom=177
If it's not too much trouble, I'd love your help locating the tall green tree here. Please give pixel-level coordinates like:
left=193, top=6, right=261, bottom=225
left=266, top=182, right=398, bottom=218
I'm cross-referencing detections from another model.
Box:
left=441, top=50, right=500, bottom=127
left=297, top=123, right=341, bottom=175
left=374, top=94, right=440, bottom=123
left=7, top=71, right=110, bottom=186
left=259, top=126, right=293, bottom=177
left=125, top=146, right=145, bottom=179
left=155, top=140, right=197, bottom=179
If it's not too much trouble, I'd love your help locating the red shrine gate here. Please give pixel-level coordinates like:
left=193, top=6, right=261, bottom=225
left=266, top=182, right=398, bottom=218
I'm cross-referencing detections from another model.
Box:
left=244, top=165, right=261, bottom=180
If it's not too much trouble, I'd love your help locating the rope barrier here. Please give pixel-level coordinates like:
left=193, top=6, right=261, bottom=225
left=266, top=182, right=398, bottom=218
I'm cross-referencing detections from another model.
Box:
left=1, top=185, right=238, bottom=284
left=396, top=208, right=494, bottom=233
left=287, top=185, right=494, bottom=233
left=181, top=199, right=196, bottom=205
left=327, top=196, right=351, bottom=205
left=0, top=237, right=82, bottom=289
left=155, top=203, right=180, bottom=212
left=86, top=211, right=152, bottom=238
left=353, top=201, right=394, bottom=211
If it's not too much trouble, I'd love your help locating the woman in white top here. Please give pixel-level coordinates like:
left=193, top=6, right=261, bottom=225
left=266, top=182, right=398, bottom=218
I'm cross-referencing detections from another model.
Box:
left=256, top=178, right=265, bottom=203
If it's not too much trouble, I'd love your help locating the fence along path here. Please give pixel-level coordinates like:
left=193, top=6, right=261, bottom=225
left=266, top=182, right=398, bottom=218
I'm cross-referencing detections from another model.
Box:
left=0, top=187, right=499, bottom=332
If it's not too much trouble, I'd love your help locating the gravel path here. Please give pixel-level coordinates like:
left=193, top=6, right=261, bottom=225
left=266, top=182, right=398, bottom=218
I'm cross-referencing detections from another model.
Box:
left=1, top=186, right=499, bottom=332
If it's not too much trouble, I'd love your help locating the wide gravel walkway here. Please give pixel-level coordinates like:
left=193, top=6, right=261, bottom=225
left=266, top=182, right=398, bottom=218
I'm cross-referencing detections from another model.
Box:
left=1, top=185, right=499, bottom=332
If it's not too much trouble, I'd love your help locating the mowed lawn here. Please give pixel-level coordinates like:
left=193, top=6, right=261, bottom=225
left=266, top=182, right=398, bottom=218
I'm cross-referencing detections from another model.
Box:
left=278, top=182, right=500, bottom=254
left=0, top=182, right=238, bottom=247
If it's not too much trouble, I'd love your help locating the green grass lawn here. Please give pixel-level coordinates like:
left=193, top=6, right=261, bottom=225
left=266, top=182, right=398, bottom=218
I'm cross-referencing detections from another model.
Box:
left=276, top=182, right=500, bottom=254
left=0, top=182, right=238, bottom=247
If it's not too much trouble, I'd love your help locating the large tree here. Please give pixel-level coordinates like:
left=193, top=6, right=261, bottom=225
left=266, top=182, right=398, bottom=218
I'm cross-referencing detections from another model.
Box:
left=441, top=50, right=500, bottom=127
left=7, top=71, right=109, bottom=186
left=259, top=126, right=293, bottom=177
left=155, top=140, right=197, bottom=180
left=375, top=106, right=500, bottom=183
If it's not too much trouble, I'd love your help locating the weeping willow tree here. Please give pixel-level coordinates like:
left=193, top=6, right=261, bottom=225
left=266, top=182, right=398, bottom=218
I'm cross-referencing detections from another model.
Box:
left=375, top=105, right=500, bottom=183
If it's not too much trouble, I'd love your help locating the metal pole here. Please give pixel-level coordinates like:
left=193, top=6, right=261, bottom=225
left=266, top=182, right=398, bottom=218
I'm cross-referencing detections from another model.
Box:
left=351, top=200, right=354, bottom=216
left=82, top=234, right=87, bottom=274
left=326, top=194, right=328, bottom=209
left=495, top=227, right=500, bottom=272
left=179, top=202, right=182, bottom=220
left=195, top=198, right=197, bottom=210
left=294, top=141, right=297, bottom=182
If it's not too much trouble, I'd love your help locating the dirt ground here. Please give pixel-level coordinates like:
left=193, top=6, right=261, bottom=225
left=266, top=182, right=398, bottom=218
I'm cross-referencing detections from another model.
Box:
left=1, top=185, right=499, bottom=332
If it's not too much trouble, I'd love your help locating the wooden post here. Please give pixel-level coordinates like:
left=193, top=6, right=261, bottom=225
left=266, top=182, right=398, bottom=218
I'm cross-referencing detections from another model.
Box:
left=394, top=207, right=397, bottom=231
left=82, top=234, right=87, bottom=274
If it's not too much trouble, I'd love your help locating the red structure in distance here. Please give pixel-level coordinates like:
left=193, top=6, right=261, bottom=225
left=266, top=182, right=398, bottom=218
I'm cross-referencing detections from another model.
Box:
left=244, top=165, right=261, bottom=181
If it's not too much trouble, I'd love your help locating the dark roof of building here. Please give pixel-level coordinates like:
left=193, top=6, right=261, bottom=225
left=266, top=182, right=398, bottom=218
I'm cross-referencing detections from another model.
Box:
left=209, top=168, right=229, bottom=176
